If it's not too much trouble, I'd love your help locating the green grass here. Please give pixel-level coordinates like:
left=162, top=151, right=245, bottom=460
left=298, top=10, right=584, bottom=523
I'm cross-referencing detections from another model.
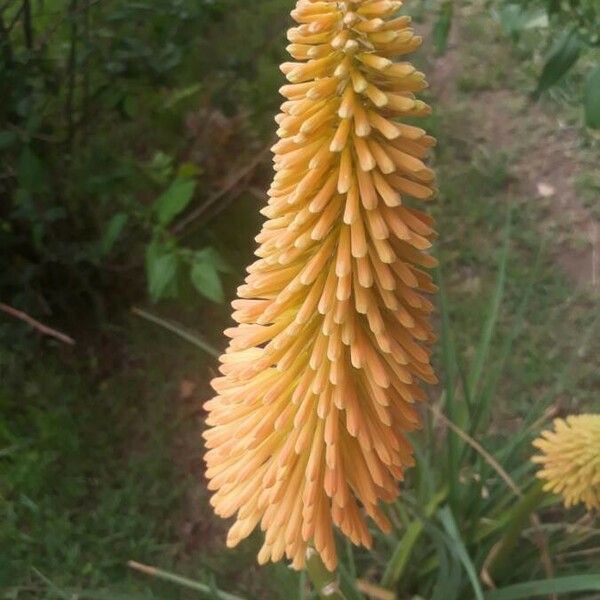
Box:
left=0, top=323, right=299, bottom=599
left=433, top=136, right=598, bottom=417
left=0, top=326, right=182, bottom=596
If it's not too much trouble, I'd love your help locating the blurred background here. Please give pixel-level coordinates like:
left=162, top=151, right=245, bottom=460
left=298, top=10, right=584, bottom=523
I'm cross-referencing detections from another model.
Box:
left=0, top=0, right=599, bottom=598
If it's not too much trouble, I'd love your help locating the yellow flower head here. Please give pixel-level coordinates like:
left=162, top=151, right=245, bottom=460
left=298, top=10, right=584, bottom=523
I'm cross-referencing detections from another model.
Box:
left=532, top=414, right=600, bottom=511
left=204, top=0, right=437, bottom=571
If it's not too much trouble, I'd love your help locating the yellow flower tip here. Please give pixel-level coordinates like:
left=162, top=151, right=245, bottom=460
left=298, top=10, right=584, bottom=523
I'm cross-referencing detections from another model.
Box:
left=532, top=414, right=600, bottom=511
left=204, top=0, right=438, bottom=571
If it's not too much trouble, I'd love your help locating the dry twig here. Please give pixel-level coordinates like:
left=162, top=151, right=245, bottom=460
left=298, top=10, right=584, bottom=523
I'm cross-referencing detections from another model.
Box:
left=172, top=143, right=272, bottom=235
left=0, top=302, right=75, bottom=345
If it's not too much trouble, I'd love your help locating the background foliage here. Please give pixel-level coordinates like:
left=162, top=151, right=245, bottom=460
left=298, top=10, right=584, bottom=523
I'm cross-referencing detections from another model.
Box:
left=0, top=0, right=599, bottom=599
left=0, top=0, right=288, bottom=315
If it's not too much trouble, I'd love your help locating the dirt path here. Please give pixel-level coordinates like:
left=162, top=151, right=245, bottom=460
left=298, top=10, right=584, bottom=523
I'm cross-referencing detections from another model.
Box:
left=423, top=16, right=599, bottom=290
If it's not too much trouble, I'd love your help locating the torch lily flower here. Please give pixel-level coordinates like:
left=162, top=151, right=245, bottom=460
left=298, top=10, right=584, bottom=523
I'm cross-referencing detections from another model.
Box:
left=532, top=414, right=600, bottom=511
left=204, top=0, right=437, bottom=571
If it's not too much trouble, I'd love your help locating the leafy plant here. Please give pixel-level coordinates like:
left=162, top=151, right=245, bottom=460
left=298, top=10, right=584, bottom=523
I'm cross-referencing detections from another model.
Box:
left=430, top=0, right=600, bottom=127
left=0, top=0, right=287, bottom=315
left=143, top=166, right=232, bottom=304
left=497, top=0, right=600, bottom=125
left=122, top=227, right=600, bottom=600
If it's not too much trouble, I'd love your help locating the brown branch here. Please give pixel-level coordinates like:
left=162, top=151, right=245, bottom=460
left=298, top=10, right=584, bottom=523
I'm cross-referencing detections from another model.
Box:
left=171, top=143, right=272, bottom=236
left=428, top=403, right=522, bottom=497
left=0, top=303, right=75, bottom=345
left=127, top=560, right=157, bottom=577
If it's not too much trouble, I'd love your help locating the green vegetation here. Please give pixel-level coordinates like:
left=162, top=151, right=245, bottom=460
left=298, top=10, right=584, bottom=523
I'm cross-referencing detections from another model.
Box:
left=0, top=322, right=301, bottom=599
left=433, top=0, right=600, bottom=126
left=0, top=0, right=289, bottom=315
left=0, top=333, right=183, bottom=593
left=1, top=1, right=598, bottom=599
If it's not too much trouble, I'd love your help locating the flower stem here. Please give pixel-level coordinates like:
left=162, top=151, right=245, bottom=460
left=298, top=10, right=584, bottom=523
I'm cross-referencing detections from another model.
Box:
left=487, top=480, right=546, bottom=580
left=305, top=548, right=348, bottom=600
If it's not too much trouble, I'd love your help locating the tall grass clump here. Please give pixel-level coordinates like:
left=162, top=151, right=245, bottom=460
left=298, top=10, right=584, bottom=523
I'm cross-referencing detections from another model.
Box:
left=123, top=1, right=600, bottom=599
left=129, top=223, right=600, bottom=600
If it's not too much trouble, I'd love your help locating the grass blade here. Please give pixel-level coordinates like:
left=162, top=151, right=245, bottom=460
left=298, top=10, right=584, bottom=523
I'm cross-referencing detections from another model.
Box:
left=131, top=306, right=220, bottom=358
left=484, top=575, right=600, bottom=600
left=33, top=568, right=153, bottom=600
left=298, top=570, right=307, bottom=600
left=469, top=238, right=543, bottom=438
left=344, top=538, right=357, bottom=579
left=127, top=561, right=246, bottom=600
left=483, top=481, right=546, bottom=582
left=338, top=562, right=366, bottom=600
left=463, top=240, right=543, bottom=533
left=422, top=519, right=462, bottom=600
left=437, top=507, right=485, bottom=600
left=382, top=487, right=448, bottom=588
left=435, top=261, right=460, bottom=512
left=467, top=210, right=511, bottom=401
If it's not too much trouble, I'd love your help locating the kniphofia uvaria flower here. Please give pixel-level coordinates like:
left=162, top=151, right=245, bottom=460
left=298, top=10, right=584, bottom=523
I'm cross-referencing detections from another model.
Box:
left=204, top=0, right=437, bottom=570
left=532, top=414, right=600, bottom=511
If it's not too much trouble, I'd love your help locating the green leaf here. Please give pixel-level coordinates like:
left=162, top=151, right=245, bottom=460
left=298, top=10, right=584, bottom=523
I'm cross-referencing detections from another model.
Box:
left=298, top=571, right=307, bottom=600
left=520, top=11, right=548, bottom=30
left=18, top=147, right=45, bottom=193
left=208, top=574, right=223, bottom=600
left=190, top=251, right=224, bottom=303
left=433, top=1, right=453, bottom=55
left=154, top=177, right=196, bottom=227
left=533, top=29, right=581, bottom=100
left=164, top=83, right=202, bottom=109
left=98, top=213, right=128, bottom=257
left=497, top=4, right=523, bottom=39
left=472, top=238, right=543, bottom=438
left=123, top=95, right=138, bottom=118
left=195, top=247, right=234, bottom=274
left=177, top=162, right=201, bottom=178
left=0, top=130, right=18, bottom=150
left=485, top=575, right=600, bottom=600
left=145, top=242, right=178, bottom=302
left=497, top=5, right=548, bottom=40
left=584, top=64, right=600, bottom=129
left=146, top=151, right=174, bottom=185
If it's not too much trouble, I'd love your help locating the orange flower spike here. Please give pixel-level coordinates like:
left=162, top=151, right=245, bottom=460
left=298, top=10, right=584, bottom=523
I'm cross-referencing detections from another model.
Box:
left=204, top=0, right=438, bottom=571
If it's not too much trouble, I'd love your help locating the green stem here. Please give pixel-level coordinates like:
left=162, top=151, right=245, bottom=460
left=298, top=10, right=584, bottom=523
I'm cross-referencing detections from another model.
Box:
left=305, top=548, right=348, bottom=600
left=127, top=561, right=245, bottom=600
left=131, top=306, right=220, bottom=358
left=488, top=481, right=546, bottom=580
